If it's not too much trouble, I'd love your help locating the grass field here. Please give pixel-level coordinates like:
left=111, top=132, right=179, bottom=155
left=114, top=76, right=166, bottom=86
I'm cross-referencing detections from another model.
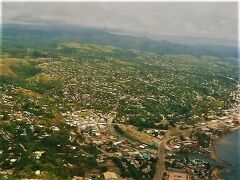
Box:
left=118, top=124, right=153, bottom=144
left=60, top=42, right=120, bottom=53
left=0, top=57, right=30, bottom=78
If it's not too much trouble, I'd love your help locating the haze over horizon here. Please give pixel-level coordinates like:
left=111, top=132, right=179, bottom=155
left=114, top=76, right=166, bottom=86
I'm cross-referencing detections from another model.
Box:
left=2, top=2, right=238, bottom=43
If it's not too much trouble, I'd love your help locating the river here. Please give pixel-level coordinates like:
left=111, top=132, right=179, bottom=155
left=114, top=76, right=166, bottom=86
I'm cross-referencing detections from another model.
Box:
left=214, top=129, right=240, bottom=180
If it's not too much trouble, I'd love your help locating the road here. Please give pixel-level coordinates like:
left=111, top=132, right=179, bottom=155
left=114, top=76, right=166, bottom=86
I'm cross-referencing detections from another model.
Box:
left=153, top=133, right=172, bottom=180
left=153, top=128, right=193, bottom=180
left=153, top=141, right=165, bottom=180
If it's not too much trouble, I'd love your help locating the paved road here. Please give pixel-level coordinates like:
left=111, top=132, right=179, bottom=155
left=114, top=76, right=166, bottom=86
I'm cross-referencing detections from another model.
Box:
left=153, top=133, right=172, bottom=180
left=153, top=141, right=165, bottom=180
left=153, top=128, right=192, bottom=180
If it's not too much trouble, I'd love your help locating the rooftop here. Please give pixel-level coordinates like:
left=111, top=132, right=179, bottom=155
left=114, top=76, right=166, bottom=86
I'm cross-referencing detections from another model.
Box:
left=168, top=172, right=190, bottom=180
left=103, top=171, right=118, bottom=180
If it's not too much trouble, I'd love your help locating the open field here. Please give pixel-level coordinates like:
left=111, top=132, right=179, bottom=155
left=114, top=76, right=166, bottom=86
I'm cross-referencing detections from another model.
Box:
left=0, top=57, right=32, bottom=78
left=118, top=124, right=153, bottom=144
left=59, top=42, right=120, bottom=53
left=15, top=87, right=42, bottom=98
left=0, top=58, right=20, bottom=77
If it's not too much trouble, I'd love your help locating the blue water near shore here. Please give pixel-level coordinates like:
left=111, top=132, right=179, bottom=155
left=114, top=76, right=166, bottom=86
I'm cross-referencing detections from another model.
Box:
left=214, top=129, right=240, bottom=180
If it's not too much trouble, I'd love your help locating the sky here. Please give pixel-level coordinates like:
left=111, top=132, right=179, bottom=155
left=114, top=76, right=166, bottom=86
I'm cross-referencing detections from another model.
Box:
left=2, top=2, right=238, bottom=41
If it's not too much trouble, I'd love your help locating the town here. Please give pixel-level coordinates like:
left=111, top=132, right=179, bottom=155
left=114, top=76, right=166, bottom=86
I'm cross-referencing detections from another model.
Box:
left=0, top=48, right=239, bottom=179
left=1, top=3, right=239, bottom=179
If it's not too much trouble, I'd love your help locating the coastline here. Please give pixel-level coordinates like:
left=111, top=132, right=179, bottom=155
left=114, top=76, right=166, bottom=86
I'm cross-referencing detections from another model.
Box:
left=210, top=127, right=240, bottom=179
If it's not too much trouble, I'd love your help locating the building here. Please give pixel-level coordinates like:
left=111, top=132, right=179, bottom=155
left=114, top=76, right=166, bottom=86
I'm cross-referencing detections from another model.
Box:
left=168, top=172, right=191, bottom=180
left=71, top=176, right=84, bottom=180
left=103, top=171, right=118, bottom=180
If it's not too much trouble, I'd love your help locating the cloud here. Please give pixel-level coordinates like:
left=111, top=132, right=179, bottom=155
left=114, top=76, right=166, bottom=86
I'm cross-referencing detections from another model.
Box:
left=2, top=2, right=238, bottom=41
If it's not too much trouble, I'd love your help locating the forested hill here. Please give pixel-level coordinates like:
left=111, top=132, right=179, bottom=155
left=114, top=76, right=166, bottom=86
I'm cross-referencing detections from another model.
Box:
left=1, top=24, right=238, bottom=59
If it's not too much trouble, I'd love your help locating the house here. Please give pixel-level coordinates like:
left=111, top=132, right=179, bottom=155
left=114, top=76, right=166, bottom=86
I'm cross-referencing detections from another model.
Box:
left=139, top=144, right=148, bottom=149
left=34, top=151, right=45, bottom=159
left=200, top=127, right=210, bottom=132
left=168, top=172, right=191, bottom=180
left=172, top=145, right=181, bottom=151
left=113, top=141, right=122, bottom=146
left=103, top=171, right=118, bottom=180
left=142, top=152, right=149, bottom=160
left=71, top=176, right=84, bottom=180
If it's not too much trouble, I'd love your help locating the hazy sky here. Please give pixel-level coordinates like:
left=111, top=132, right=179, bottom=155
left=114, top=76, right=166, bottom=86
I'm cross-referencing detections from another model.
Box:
left=2, top=2, right=238, bottom=41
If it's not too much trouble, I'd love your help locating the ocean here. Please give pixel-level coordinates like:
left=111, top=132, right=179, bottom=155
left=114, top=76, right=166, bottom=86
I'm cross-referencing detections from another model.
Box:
left=214, top=129, right=240, bottom=180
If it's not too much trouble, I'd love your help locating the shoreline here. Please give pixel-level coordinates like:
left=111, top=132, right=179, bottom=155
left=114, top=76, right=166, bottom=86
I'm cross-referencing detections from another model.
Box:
left=210, top=126, right=240, bottom=161
left=210, top=127, right=240, bottom=179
